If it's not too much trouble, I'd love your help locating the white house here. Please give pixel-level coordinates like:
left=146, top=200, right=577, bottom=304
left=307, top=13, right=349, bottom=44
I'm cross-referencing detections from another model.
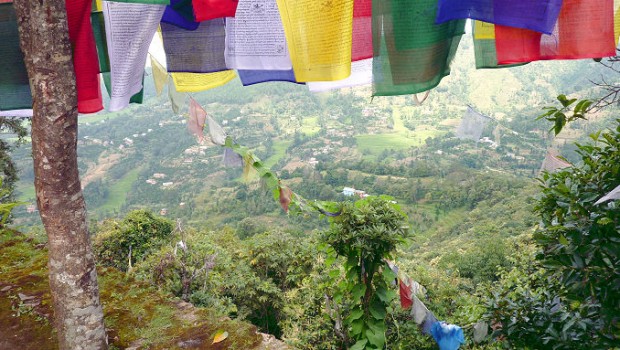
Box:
left=343, top=187, right=356, bottom=196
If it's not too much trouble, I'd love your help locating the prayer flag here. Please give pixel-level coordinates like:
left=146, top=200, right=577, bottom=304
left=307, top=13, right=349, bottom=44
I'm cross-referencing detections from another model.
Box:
left=171, top=71, right=236, bottom=92
left=399, top=278, right=413, bottom=309
left=150, top=55, right=169, bottom=96
left=276, top=0, right=354, bottom=82
left=0, top=3, right=32, bottom=111
left=411, top=295, right=429, bottom=325
left=223, top=147, right=243, bottom=167
left=207, top=115, right=226, bottom=145
left=237, top=70, right=299, bottom=86
left=105, top=0, right=169, bottom=4
left=192, top=0, right=238, bottom=21
left=307, top=59, right=372, bottom=92
left=93, top=7, right=145, bottom=105
left=436, top=0, right=563, bottom=35
left=594, top=184, right=620, bottom=205
left=225, top=0, right=292, bottom=71
left=495, top=0, right=616, bottom=64
left=161, top=19, right=227, bottom=73
left=473, top=321, right=489, bottom=343
left=456, top=107, right=491, bottom=141
left=372, top=0, right=465, bottom=96
left=472, top=21, right=526, bottom=69
left=67, top=0, right=103, bottom=113
left=102, top=2, right=164, bottom=111
left=540, top=149, right=571, bottom=173
left=430, top=322, right=465, bottom=350
left=188, top=97, right=206, bottom=142
left=162, top=0, right=199, bottom=30
left=614, top=0, right=620, bottom=45
left=352, top=0, right=372, bottom=61
left=168, top=77, right=186, bottom=114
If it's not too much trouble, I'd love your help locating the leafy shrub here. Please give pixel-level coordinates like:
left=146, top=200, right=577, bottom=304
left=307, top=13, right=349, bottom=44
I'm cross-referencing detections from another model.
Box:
left=93, top=210, right=173, bottom=270
left=322, top=196, right=409, bottom=349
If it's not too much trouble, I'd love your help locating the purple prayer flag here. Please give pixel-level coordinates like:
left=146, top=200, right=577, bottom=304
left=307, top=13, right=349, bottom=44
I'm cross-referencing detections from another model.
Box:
left=237, top=70, right=302, bottom=86
left=435, top=0, right=564, bottom=34
left=161, top=19, right=227, bottom=73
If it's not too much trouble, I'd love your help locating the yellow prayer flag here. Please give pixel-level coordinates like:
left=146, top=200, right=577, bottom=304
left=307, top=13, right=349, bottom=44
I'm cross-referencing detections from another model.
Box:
left=276, top=0, right=354, bottom=82
left=171, top=71, right=236, bottom=93
left=614, top=0, right=620, bottom=44
left=474, top=20, right=495, bottom=40
left=95, top=0, right=103, bottom=11
left=149, top=54, right=168, bottom=96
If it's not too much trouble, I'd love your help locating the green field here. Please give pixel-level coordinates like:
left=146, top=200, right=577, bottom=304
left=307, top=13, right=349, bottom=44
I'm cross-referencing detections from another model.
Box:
left=355, top=131, right=439, bottom=155
left=263, top=140, right=292, bottom=168
left=97, top=167, right=141, bottom=212
left=16, top=181, right=35, bottom=202
left=78, top=111, right=124, bottom=125
left=300, top=116, right=320, bottom=136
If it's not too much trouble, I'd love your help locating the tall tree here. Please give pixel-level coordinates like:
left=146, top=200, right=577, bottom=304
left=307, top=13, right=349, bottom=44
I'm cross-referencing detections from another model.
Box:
left=12, top=0, right=108, bottom=348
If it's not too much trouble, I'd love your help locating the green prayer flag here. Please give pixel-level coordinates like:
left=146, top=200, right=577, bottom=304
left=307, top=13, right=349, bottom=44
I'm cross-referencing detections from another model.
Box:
left=372, top=0, right=465, bottom=96
left=0, top=4, right=32, bottom=111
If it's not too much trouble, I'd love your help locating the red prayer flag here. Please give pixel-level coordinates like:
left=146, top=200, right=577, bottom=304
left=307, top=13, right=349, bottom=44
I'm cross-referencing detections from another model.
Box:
left=188, top=98, right=207, bottom=142
left=495, top=0, right=616, bottom=64
left=279, top=186, right=292, bottom=213
left=399, top=278, right=413, bottom=310
left=192, top=0, right=238, bottom=21
left=352, top=0, right=372, bottom=61
left=66, top=0, right=103, bottom=113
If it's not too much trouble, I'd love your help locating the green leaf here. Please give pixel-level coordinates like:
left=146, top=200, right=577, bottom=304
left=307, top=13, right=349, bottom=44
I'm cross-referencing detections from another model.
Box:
left=376, top=286, right=390, bottom=303
left=382, top=266, right=396, bottom=284
left=350, top=319, right=365, bottom=336
left=366, top=328, right=386, bottom=348
left=350, top=339, right=368, bottom=350
left=347, top=308, right=364, bottom=322
left=559, top=235, right=569, bottom=245
left=369, top=299, right=387, bottom=320
left=351, top=283, right=367, bottom=300
left=367, top=318, right=386, bottom=334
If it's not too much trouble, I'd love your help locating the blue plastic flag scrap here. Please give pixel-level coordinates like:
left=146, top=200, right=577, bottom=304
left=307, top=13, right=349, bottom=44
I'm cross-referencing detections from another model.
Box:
left=430, top=321, right=465, bottom=350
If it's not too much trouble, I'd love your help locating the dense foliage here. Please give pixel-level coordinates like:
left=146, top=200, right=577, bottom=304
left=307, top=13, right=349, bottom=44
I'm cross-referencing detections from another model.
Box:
left=485, top=120, right=620, bottom=349
left=535, top=121, right=620, bottom=346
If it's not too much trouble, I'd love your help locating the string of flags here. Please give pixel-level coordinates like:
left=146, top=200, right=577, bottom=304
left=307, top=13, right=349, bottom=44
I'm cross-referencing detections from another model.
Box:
left=1, top=0, right=619, bottom=115
left=388, top=260, right=489, bottom=350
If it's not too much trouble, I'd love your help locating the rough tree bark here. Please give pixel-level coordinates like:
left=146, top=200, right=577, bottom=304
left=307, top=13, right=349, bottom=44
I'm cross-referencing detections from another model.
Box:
left=12, top=0, right=108, bottom=349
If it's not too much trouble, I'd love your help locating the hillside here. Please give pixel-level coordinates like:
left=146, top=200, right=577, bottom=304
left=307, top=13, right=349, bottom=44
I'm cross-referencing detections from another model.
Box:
left=5, top=32, right=619, bottom=349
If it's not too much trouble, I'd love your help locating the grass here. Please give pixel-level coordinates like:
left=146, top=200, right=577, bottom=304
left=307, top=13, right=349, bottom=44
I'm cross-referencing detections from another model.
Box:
left=263, top=140, right=292, bottom=169
left=97, top=167, right=141, bottom=212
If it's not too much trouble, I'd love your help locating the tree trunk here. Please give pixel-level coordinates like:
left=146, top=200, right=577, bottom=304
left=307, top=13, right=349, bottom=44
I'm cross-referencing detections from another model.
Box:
left=12, top=0, right=108, bottom=349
